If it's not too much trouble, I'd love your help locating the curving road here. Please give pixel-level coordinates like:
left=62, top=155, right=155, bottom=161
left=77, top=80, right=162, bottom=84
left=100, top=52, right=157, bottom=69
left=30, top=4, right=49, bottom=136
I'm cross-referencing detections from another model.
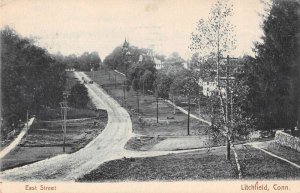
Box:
left=1, top=72, right=195, bottom=182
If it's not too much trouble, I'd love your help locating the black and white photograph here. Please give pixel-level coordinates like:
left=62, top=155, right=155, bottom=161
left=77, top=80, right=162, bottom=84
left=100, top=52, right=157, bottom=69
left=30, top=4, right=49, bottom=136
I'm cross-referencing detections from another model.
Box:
left=0, top=0, right=300, bottom=192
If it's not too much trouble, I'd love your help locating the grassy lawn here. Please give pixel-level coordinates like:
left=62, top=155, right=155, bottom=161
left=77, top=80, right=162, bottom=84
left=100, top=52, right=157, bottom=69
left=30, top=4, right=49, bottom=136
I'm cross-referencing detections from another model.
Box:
left=257, top=141, right=300, bottom=166
left=1, top=111, right=107, bottom=171
left=75, top=142, right=300, bottom=181
left=77, top=147, right=238, bottom=182
left=235, top=144, right=300, bottom=179
left=86, top=70, right=210, bottom=150
left=124, top=136, right=167, bottom=151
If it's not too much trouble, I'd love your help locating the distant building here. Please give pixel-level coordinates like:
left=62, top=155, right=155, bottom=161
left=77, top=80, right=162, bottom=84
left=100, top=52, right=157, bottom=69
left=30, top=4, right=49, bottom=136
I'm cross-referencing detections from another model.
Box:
left=202, top=81, right=217, bottom=97
left=183, top=60, right=191, bottom=70
left=65, top=68, right=75, bottom=71
left=200, top=79, right=226, bottom=97
left=138, top=54, right=143, bottom=63
left=154, top=58, right=163, bottom=69
left=140, top=49, right=164, bottom=70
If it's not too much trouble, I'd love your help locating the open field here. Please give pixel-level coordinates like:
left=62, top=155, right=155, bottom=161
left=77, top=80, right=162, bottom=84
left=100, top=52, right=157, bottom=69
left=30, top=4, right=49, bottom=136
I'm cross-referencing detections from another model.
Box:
left=77, top=147, right=238, bottom=182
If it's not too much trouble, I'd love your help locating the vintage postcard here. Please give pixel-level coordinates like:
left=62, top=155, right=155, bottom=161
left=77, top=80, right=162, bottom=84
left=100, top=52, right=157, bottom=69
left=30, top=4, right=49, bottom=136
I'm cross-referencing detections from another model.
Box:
left=0, top=0, right=300, bottom=193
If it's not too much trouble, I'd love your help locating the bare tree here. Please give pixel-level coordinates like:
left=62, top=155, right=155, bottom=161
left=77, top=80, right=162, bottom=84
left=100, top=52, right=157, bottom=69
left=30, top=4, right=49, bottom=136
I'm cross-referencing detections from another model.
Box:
left=190, top=0, right=237, bottom=160
left=190, top=0, right=236, bottom=84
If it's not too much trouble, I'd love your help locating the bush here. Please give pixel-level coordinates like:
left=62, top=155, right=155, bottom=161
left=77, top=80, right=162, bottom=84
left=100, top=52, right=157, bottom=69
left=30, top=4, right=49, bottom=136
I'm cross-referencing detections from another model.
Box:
left=68, top=83, right=89, bottom=108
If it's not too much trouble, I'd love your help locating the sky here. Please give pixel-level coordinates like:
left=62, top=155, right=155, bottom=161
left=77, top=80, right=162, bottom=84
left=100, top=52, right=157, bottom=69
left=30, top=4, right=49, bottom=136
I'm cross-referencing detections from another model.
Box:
left=1, top=0, right=267, bottom=60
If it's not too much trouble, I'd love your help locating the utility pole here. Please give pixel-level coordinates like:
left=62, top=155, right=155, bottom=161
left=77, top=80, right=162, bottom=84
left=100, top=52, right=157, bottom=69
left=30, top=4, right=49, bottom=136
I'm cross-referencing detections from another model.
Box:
left=60, top=92, right=69, bottom=153
left=218, top=55, right=239, bottom=160
left=93, top=68, right=95, bottom=80
left=172, top=94, right=176, bottom=115
left=198, top=94, right=201, bottom=119
left=230, top=90, right=233, bottom=123
left=136, top=90, right=139, bottom=113
left=143, top=79, right=145, bottom=96
left=217, top=39, right=220, bottom=86
left=123, top=80, right=126, bottom=100
left=114, top=73, right=117, bottom=88
left=187, top=94, right=191, bottom=135
left=156, top=91, right=159, bottom=123
left=225, top=55, right=230, bottom=160
left=198, top=57, right=202, bottom=119
left=26, top=110, right=29, bottom=130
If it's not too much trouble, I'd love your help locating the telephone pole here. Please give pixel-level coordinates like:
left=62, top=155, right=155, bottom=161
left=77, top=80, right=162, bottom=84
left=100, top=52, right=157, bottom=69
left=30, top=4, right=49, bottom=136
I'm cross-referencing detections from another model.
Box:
left=187, top=94, right=191, bottom=136
left=136, top=90, right=139, bottom=113
left=225, top=55, right=230, bottom=160
left=26, top=110, right=29, bottom=130
left=60, top=91, right=69, bottom=153
left=123, top=80, right=127, bottom=100
left=219, top=55, right=239, bottom=160
left=156, top=93, right=159, bottom=123
left=114, top=73, right=117, bottom=88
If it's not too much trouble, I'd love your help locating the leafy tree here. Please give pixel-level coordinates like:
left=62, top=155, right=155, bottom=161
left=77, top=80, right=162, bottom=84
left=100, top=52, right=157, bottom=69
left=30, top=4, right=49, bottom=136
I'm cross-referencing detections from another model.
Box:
left=171, top=70, right=199, bottom=135
left=140, top=70, right=155, bottom=94
left=154, top=72, right=173, bottom=99
left=1, top=27, right=66, bottom=136
left=127, top=56, right=156, bottom=91
left=248, top=0, right=300, bottom=131
left=68, top=83, right=89, bottom=108
left=163, top=52, right=185, bottom=67
left=53, top=52, right=101, bottom=71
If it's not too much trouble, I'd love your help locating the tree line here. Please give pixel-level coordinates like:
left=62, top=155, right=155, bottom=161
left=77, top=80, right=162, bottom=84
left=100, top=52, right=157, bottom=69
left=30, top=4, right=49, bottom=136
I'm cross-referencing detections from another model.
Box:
left=1, top=27, right=66, bottom=135
left=54, top=51, right=101, bottom=71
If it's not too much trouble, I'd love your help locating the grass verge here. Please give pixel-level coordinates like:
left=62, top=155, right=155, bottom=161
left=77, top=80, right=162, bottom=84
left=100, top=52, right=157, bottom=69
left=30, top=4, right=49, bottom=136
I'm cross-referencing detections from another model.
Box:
left=1, top=110, right=107, bottom=171
left=235, top=144, right=300, bottom=179
left=77, top=147, right=238, bottom=182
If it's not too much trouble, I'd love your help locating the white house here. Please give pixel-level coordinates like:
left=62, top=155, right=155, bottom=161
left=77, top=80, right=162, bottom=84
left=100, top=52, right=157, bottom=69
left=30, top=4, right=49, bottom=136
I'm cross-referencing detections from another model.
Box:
left=202, top=81, right=217, bottom=97
left=201, top=80, right=226, bottom=97
left=154, top=58, right=163, bottom=69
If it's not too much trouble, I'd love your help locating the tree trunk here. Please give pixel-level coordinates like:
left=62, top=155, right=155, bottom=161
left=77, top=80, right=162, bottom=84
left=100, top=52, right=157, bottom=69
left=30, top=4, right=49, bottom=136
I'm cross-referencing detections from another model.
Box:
left=173, top=94, right=176, bottom=115
left=137, top=90, right=139, bottom=113
left=187, top=95, right=190, bottom=135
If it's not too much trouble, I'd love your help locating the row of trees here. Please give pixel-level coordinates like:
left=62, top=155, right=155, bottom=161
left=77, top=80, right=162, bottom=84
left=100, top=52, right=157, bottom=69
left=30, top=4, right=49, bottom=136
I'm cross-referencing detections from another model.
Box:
left=53, top=51, right=101, bottom=71
left=1, top=27, right=66, bottom=134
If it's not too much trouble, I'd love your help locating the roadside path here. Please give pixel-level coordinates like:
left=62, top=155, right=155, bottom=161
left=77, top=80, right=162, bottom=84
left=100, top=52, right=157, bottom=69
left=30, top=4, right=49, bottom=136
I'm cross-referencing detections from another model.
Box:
left=0, top=118, right=35, bottom=159
left=164, top=100, right=212, bottom=125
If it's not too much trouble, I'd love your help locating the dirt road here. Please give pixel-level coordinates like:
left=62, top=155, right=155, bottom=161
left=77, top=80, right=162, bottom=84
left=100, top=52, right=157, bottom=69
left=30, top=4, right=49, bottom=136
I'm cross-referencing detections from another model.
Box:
left=0, top=72, right=195, bottom=181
